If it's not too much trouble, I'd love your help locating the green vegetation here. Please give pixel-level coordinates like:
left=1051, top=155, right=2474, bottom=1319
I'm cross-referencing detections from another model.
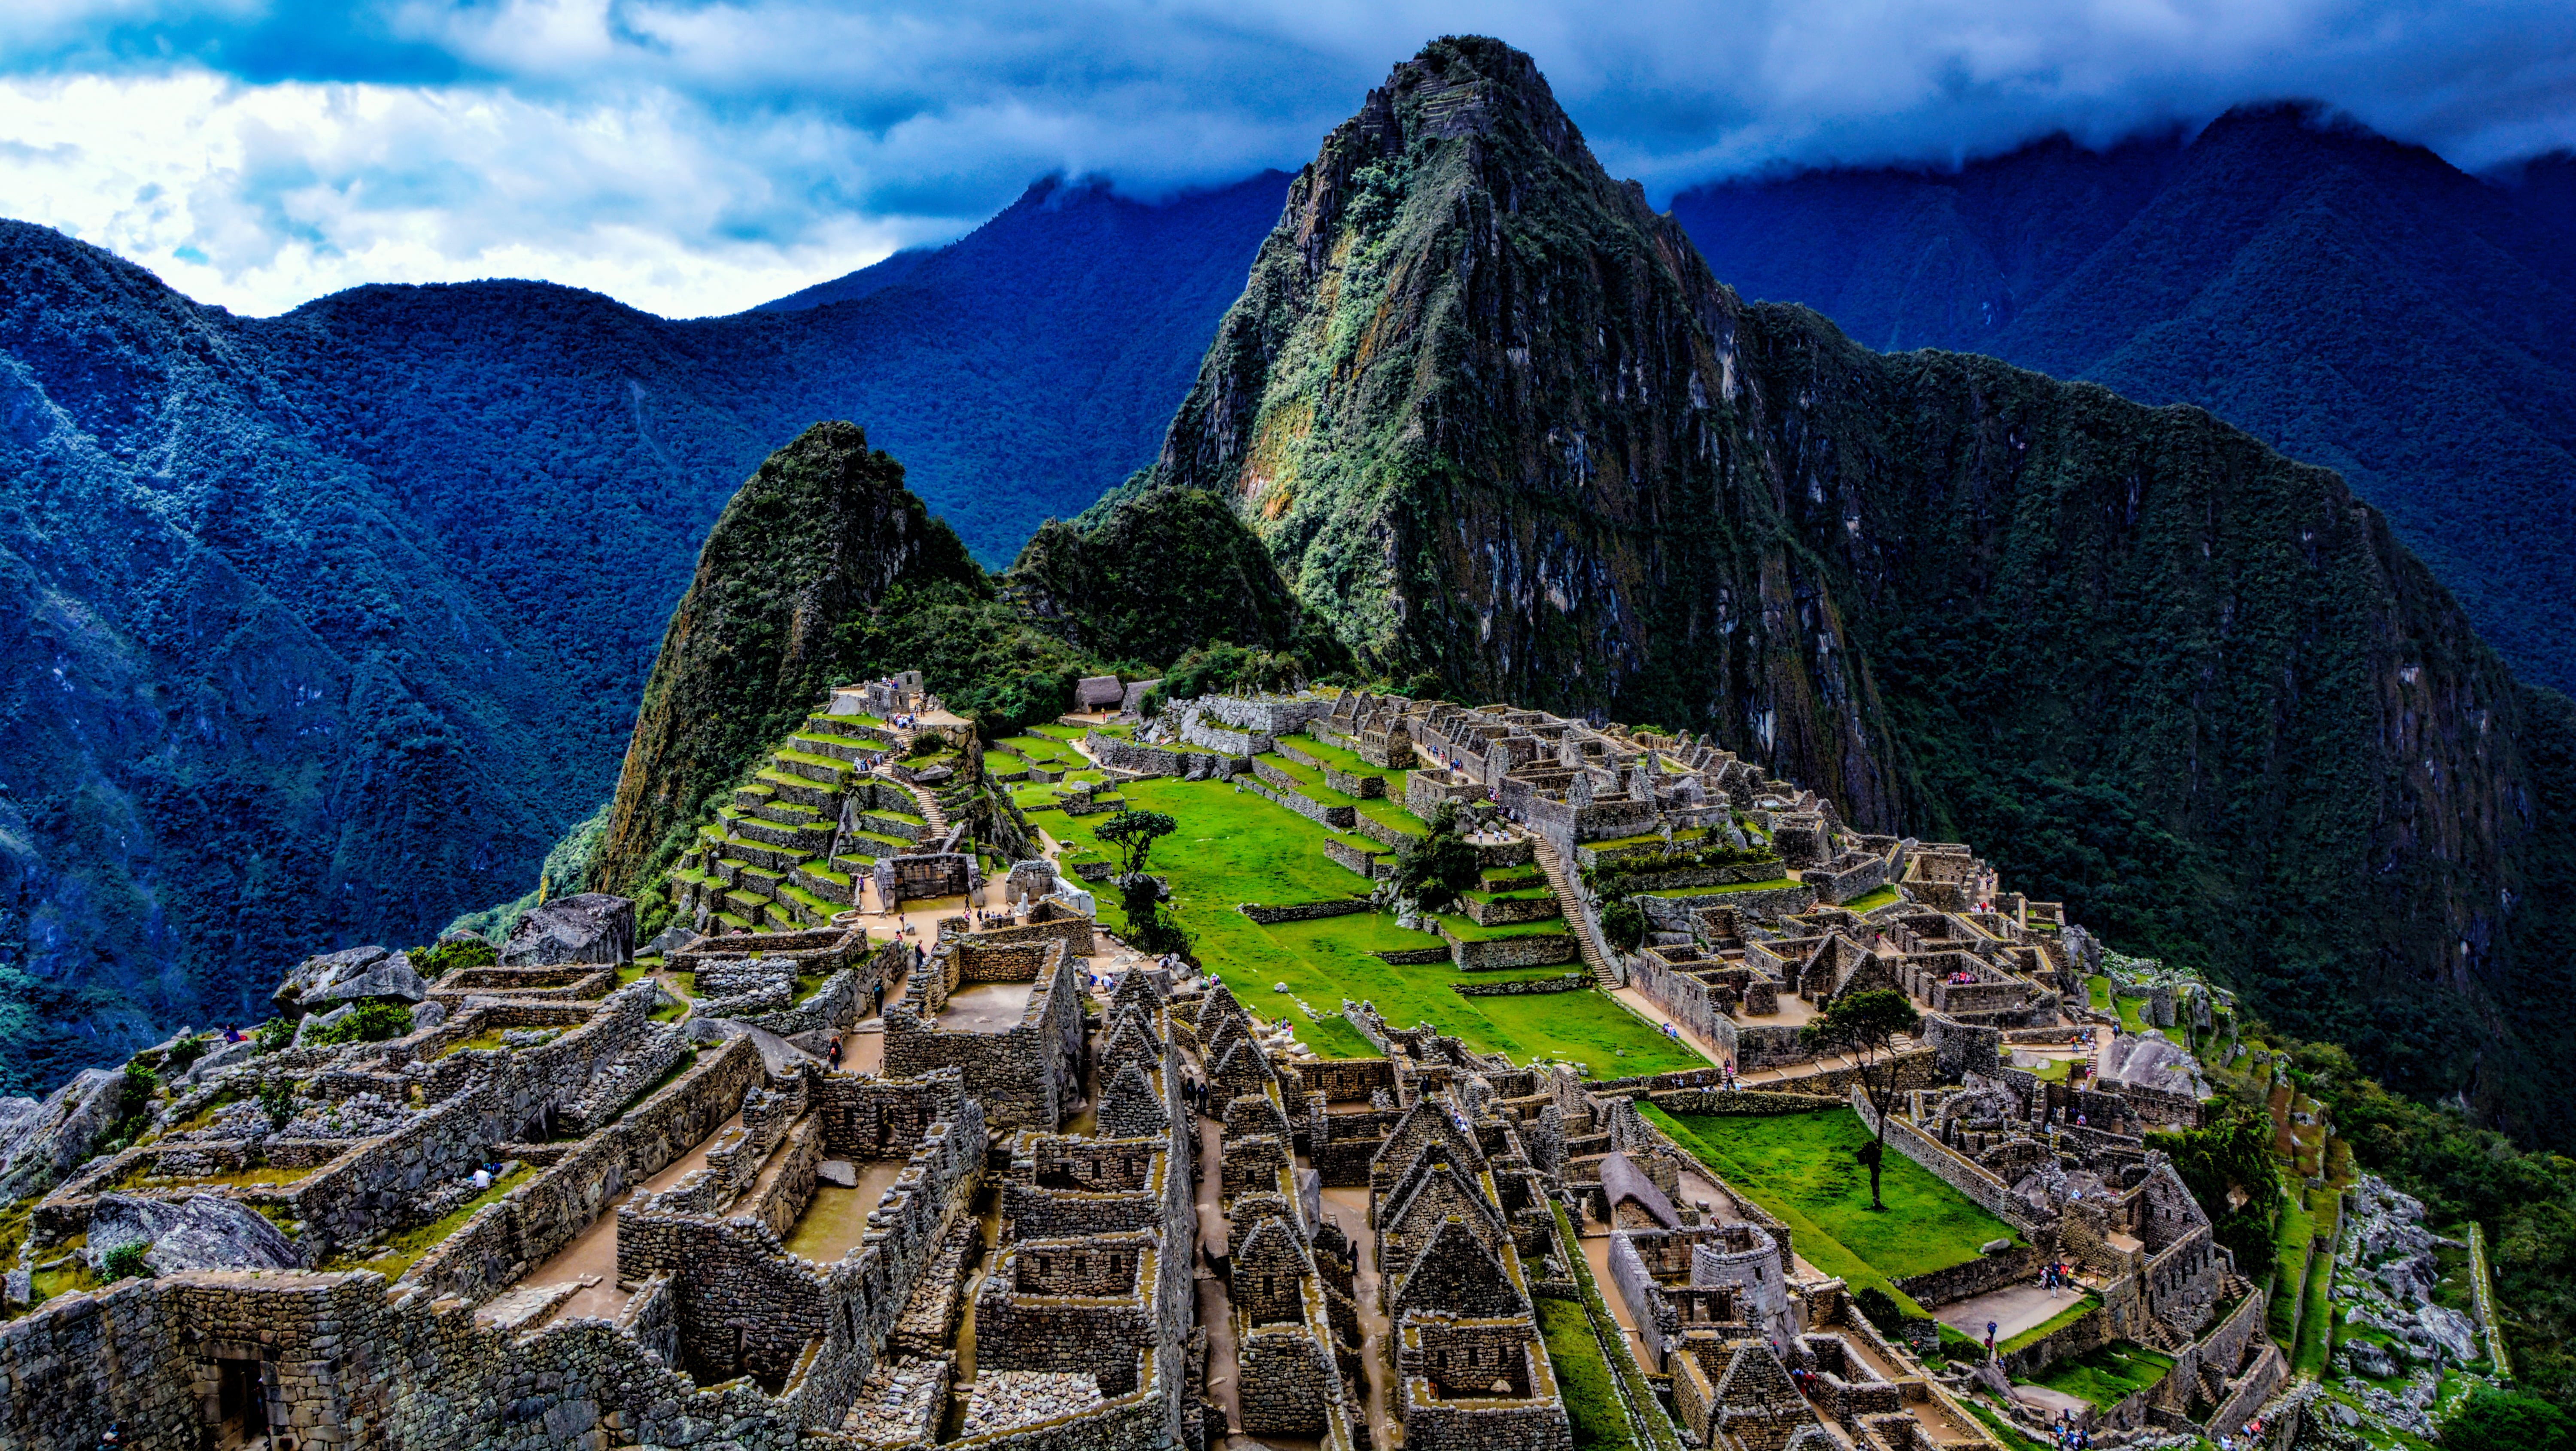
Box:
left=2148, top=1090, right=2281, bottom=1273
left=97, top=1240, right=153, bottom=1283
left=1797, top=989, right=1922, bottom=1211
left=2442, top=1387, right=2576, bottom=1451
left=1389, top=801, right=1480, bottom=912
left=1998, top=1295, right=2099, bottom=1355
left=1652, top=1107, right=2019, bottom=1281
left=1536, top=1298, right=1628, bottom=1451
left=1052, top=776, right=1693, bottom=1073
left=302, top=1000, right=415, bottom=1046
left=413, top=937, right=497, bottom=979
left=1840, top=885, right=1902, bottom=913
left=2028, top=1341, right=2169, bottom=1406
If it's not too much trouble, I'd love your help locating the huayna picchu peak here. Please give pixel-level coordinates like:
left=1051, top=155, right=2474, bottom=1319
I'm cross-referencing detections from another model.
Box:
left=5, top=29, right=2576, bottom=1451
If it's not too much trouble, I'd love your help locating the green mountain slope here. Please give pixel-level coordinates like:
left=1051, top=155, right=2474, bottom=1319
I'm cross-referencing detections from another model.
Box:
left=1147, top=36, right=2576, bottom=1143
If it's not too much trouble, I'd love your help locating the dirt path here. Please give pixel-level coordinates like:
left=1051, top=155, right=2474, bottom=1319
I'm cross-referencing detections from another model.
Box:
left=1318, top=1186, right=1399, bottom=1451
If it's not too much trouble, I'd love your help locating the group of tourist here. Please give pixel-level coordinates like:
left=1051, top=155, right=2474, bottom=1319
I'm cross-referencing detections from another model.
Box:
left=2046, top=1413, right=2097, bottom=1448
left=2039, top=1258, right=2077, bottom=1295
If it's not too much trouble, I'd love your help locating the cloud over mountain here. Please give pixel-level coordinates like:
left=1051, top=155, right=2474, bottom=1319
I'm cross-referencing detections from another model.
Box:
left=2, top=0, right=2573, bottom=316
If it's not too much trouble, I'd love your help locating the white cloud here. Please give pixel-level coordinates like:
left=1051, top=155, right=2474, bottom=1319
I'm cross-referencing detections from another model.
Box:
left=0, top=0, right=2571, bottom=316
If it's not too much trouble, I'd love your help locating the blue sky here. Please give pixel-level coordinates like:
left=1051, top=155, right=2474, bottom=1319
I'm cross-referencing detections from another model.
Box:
left=2, top=0, right=2571, bottom=317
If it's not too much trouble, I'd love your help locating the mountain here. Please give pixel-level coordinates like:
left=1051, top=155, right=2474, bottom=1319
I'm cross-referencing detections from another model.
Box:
left=1668, top=109, right=2576, bottom=701
left=587, top=438, right=1317, bottom=904
left=1145, top=36, right=2576, bottom=1143
left=0, top=171, right=1288, bottom=1091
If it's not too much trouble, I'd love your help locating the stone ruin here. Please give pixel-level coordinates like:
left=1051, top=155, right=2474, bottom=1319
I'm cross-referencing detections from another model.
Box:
left=0, top=675, right=2401, bottom=1451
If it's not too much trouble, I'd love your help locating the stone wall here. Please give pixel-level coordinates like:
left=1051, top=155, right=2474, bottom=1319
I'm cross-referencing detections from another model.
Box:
left=1444, top=930, right=1576, bottom=971
left=0, top=1268, right=812, bottom=1451
left=1240, top=899, right=1373, bottom=925
left=1893, top=1246, right=2043, bottom=1309
left=404, top=1034, right=765, bottom=1305
left=1849, top=1085, right=2047, bottom=1235
left=884, top=940, right=1081, bottom=1130
left=1451, top=975, right=1588, bottom=997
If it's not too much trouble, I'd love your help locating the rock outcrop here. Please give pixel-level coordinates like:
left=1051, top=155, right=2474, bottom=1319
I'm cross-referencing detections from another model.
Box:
left=85, top=1193, right=304, bottom=1274
left=0, top=1068, right=126, bottom=1201
left=270, top=945, right=428, bottom=1019
left=499, top=894, right=637, bottom=967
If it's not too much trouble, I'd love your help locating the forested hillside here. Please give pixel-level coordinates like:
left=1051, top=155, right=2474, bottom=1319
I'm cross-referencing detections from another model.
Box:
left=0, top=172, right=1287, bottom=1090
left=1670, top=108, right=2576, bottom=698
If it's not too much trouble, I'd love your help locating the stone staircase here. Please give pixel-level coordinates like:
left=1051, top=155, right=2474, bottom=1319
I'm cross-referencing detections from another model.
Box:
left=902, top=779, right=951, bottom=839
left=1526, top=831, right=1623, bottom=990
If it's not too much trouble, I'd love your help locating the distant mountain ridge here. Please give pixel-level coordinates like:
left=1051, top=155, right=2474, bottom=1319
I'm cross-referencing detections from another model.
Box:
left=0, top=171, right=1288, bottom=1090
left=1670, top=107, right=2576, bottom=698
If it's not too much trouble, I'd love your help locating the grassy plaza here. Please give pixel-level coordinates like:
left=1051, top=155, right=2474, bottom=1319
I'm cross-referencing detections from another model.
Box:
left=1045, top=769, right=1704, bottom=1075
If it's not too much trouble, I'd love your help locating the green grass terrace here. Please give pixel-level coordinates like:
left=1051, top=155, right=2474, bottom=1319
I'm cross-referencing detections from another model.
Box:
left=1052, top=774, right=1697, bottom=1076
left=1643, top=1105, right=2023, bottom=1311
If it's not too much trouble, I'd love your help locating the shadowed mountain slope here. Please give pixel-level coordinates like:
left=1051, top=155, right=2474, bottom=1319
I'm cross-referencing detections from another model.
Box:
left=1671, top=109, right=2576, bottom=700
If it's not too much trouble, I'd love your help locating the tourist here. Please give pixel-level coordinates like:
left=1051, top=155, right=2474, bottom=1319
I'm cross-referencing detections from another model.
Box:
left=471, top=1164, right=492, bottom=1192
left=828, top=1038, right=843, bottom=1070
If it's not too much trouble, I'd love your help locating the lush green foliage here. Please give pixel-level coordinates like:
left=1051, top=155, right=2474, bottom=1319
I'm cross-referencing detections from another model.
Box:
left=1535, top=1297, right=1630, bottom=1451
left=303, top=1000, right=415, bottom=1046
left=1097, top=810, right=1178, bottom=880
left=412, top=937, right=498, bottom=979
left=1389, top=803, right=1480, bottom=912
left=2282, top=1036, right=2576, bottom=1405
left=2444, top=1387, right=2576, bottom=1451
left=1048, top=774, right=1696, bottom=1075
left=1656, top=1107, right=2020, bottom=1280
left=0, top=173, right=1288, bottom=1093
left=2147, top=1090, right=2281, bottom=1272
left=97, top=1241, right=152, bottom=1283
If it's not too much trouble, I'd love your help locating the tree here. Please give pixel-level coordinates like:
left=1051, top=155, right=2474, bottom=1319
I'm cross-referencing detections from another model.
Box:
left=1097, top=810, right=1186, bottom=955
left=1097, top=810, right=1178, bottom=881
left=1801, top=988, right=1923, bottom=1211
left=1391, top=801, right=1480, bottom=913
left=2147, top=1089, right=2280, bottom=1271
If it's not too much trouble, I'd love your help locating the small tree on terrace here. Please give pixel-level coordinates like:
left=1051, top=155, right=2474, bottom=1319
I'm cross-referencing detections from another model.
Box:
left=1097, top=810, right=1177, bottom=882
left=1390, top=801, right=1480, bottom=913
left=1097, top=810, right=1187, bottom=955
left=1800, top=988, right=1923, bottom=1212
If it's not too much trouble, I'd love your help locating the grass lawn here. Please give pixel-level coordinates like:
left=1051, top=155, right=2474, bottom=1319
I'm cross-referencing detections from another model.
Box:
left=1537, top=1297, right=1630, bottom=1451
left=1841, top=885, right=1902, bottom=912
left=1634, top=878, right=1797, bottom=899
left=337, top=1164, right=537, bottom=1280
left=1651, top=1106, right=2020, bottom=1284
left=2029, top=1342, right=2174, bottom=1407
left=2086, top=976, right=2112, bottom=1013
left=2269, top=1191, right=2317, bottom=1339
left=1053, top=776, right=1694, bottom=1074
left=1999, top=1295, right=2098, bottom=1354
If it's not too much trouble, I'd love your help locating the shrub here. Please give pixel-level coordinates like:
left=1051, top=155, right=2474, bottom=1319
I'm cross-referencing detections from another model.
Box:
left=252, top=1017, right=295, bottom=1054
left=2443, top=1388, right=2576, bottom=1451
left=302, top=1000, right=415, bottom=1046
left=97, top=1240, right=153, bottom=1282
left=414, top=936, right=497, bottom=979
left=1600, top=899, right=1647, bottom=951
left=162, top=1034, right=211, bottom=1073
left=258, top=1078, right=297, bottom=1132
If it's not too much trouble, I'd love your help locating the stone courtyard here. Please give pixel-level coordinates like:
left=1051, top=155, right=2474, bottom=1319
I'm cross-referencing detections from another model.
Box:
left=0, top=681, right=2441, bottom=1451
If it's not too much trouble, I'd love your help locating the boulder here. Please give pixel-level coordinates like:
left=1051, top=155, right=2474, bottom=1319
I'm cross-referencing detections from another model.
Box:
left=501, top=893, right=635, bottom=966
left=88, top=1193, right=302, bottom=1274
left=272, top=945, right=422, bottom=1018
left=2418, top=1304, right=2479, bottom=1364
left=816, top=1160, right=859, bottom=1188
left=0, top=1068, right=130, bottom=1202
left=408, top=1000, right=449, bottom=1033
left=303, top=953, right=427, bottom=1012
left=645, top=923, right=699, bottom=958
left=184, top=1038, right=261, bottom=1085
left=2345, top=1340, right=2397, bottom=1380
